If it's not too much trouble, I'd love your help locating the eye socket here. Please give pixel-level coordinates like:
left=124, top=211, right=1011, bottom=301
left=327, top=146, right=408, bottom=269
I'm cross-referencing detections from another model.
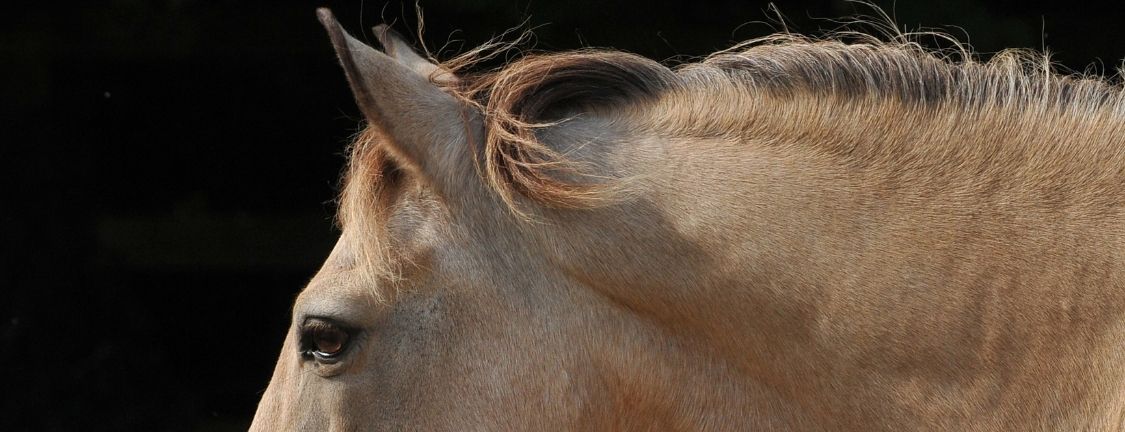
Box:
left=300, top=318, right=352, bottom=362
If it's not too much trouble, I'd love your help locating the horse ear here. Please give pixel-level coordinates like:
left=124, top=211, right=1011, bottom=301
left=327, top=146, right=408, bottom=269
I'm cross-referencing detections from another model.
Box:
left=316, top=8, right=476, bottom=200
left=372, top=24, right=456, bottom=84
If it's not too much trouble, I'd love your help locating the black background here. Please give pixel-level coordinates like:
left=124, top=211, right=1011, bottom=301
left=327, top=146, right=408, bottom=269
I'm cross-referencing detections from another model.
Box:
left=4, top=1, right=1124, bottom=430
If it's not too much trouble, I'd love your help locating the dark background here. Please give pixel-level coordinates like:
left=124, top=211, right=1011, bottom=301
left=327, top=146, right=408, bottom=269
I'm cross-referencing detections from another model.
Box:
left=4, top=1, right=1124, bottom=430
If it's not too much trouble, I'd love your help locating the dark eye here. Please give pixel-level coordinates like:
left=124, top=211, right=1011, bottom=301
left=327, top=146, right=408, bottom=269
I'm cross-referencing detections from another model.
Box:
left=300, top=319, right=352, bottom=362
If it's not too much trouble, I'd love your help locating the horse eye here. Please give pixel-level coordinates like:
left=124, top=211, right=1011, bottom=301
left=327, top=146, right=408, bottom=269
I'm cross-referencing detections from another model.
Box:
left=300, top=319, right=351, bottom=361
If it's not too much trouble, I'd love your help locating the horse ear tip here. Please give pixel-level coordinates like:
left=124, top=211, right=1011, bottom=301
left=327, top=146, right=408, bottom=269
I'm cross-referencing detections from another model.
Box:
left=372, top=24, right=399, bottom=52
left=316, top=8, right=336, bottom=26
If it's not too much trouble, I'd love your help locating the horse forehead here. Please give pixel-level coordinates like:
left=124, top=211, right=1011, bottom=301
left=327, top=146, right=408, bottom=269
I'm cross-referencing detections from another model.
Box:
left=321, top=233, right=360, bottom=271
left=297, top=267, right=366, bottom=305
left=293, top=232, right=365, bottom=291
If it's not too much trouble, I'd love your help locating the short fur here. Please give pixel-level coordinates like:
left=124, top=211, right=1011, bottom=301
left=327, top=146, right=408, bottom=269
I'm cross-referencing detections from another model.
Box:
left=253, top=9, right=1125, bottom=431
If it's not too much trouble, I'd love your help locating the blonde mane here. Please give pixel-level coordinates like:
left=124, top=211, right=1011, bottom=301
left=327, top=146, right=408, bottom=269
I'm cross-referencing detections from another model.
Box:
left=340, top=26, right=1125, bottom=283
left=431, top=29, right=1125, bottom=209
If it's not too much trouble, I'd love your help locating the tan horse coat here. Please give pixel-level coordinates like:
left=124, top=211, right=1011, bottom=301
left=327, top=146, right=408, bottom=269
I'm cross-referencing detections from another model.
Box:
left=251, top=9, right=1125, bottom=431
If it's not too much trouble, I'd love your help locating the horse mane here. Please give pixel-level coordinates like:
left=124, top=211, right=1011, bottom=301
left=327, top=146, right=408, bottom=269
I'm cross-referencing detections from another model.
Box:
left=427, top=29, right=1125, bottom=211
left=340, top=21, right=1125, bottom=264
left=693, top=33, right=1125, bottom=109
left=449, top=50, right=679, bottom=212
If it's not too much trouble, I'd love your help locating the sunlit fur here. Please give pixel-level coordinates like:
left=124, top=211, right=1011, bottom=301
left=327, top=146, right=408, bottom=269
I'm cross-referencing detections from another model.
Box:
left=253, top=9, right=1125, bottom=431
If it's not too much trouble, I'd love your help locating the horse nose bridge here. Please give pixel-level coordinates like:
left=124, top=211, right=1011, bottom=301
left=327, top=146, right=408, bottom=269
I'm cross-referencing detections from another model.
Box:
left=248, top=389, right=300, bottom=432
left=248, top=392, right=281, bottom=432
left=250, top=347, right=299, bottom=431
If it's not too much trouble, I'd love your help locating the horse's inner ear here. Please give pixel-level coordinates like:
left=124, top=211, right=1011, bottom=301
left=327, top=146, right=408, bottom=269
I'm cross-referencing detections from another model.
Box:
left=316, top=8, right=478, bottom=203
left=372, top=24, right=456, bottom=84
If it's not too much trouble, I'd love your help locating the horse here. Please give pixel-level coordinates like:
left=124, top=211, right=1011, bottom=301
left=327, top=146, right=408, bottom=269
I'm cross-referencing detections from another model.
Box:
left=250, top=8, right=1125, bottom=431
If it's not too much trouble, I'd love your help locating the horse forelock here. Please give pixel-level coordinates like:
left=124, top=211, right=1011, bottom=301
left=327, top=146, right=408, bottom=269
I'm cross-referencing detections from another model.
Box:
left=338, top=127, right=404, bottom=290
